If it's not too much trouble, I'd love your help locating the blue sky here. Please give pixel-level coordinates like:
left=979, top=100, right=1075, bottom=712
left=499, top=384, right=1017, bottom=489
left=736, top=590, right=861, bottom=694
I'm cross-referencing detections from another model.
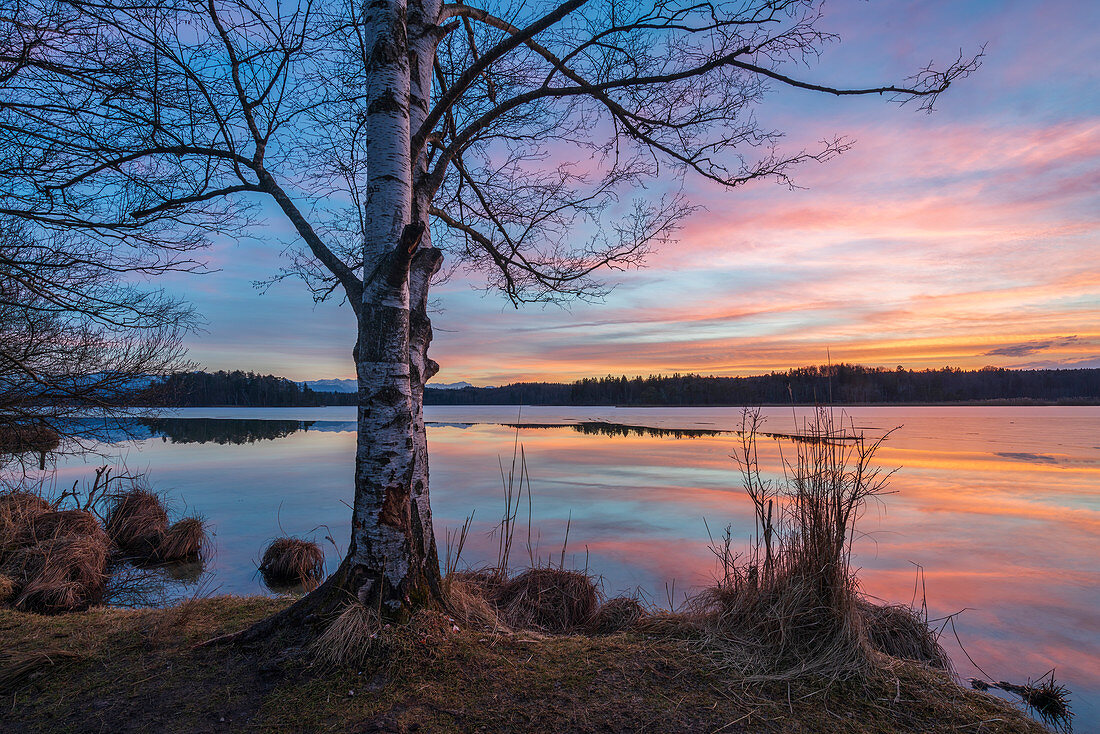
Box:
left=160, top=0, right=1100, bottom=384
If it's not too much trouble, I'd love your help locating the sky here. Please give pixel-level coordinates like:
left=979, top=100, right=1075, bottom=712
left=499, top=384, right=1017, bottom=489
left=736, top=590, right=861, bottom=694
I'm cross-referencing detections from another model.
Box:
left=163, top=0, right=1100, bottom=385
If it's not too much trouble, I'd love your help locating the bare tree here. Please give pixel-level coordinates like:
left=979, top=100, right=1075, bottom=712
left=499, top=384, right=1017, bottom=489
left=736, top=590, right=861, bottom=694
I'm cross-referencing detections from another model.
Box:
left=0, top=216, right=192, bottom=466
left=0, top=0, right=979, bottom=629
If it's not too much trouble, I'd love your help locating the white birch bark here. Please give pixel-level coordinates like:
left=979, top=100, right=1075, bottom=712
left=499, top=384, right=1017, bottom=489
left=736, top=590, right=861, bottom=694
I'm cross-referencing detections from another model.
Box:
left=407, top=0, right=444, bottom=572
left=348, top=0, right=438, bottom=612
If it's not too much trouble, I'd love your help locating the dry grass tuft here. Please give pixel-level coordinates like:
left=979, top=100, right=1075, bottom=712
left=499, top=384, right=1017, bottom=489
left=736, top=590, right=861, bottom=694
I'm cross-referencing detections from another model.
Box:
left=1019, top=675, right=1073, bottom=732
left=445, top=577, right=509, bottom=632
left=696, top=568, right=869, bottom=681
left=447, top=568, right=502, bottom=597
left=105, top=488, right=169, bottom=557
left=495, top=568, right=598, bottom=633
left=0, top=648, right=84, bottom=695
left=157, top=517, right=209, bottom=562
left=858, top=599, right=953, bottom=672
left=309, top=601, right=382, bottom=669
left=694, top=407, right=900, bottom=681
left=0, top=490, right=52, bottom=557
left=2, top=535, right=109, bottom=613
left=633, top=610, right=704, bottom=638
left=259, top=537, right=324, bottom=590
left=0, top=573, right=13, bottom=603
left=16, top=510, right=107, bottom=547
left=589, top=596, right=647, bottom=634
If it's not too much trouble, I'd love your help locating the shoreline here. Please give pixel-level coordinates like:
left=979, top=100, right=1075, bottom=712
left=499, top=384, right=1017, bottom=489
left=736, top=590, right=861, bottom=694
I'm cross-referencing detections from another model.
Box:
left=0, top=596, right=1053, bottom=733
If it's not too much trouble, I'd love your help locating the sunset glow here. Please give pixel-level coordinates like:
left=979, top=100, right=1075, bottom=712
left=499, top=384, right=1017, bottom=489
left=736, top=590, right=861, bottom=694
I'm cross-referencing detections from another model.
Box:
left=169, top=0, right=1099, bottom=384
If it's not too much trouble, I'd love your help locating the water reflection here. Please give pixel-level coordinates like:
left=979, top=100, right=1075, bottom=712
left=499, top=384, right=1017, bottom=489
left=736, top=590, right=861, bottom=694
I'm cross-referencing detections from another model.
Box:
left=505, top=421, right=730, bottom=438
left=104, top=560, right=210, bottom=608
left=49, top=406, right=1100, bottom=729
left=140, top=417, right=315, bottom=445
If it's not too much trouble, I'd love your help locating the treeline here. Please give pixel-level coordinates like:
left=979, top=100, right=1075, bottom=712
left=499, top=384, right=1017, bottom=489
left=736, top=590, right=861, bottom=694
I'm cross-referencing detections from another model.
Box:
left=426, top=364, right=1100, bottom=406
left=144, top=365, right=1100, bottom=407
left=142, top=371, right=328, bottom=407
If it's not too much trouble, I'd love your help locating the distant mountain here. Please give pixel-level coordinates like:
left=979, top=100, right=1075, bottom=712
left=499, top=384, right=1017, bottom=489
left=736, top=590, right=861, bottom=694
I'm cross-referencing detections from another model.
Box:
left=303, top=378, right=357, bottom=393
left=303, top=378, right=477, bottom=393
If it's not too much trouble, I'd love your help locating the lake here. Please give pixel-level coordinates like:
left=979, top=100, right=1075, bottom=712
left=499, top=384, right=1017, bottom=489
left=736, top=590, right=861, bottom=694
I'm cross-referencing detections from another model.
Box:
left=53, top=405, right=1099, bottom=727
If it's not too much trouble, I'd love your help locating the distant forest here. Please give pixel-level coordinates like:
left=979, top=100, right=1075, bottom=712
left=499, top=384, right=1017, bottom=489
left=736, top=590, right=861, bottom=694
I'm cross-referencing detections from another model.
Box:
left=146, top=365, right=1099, bottom=407
left=426, top=365, right=1099, bottom=405
left=141, top=371, right=330, bottom=407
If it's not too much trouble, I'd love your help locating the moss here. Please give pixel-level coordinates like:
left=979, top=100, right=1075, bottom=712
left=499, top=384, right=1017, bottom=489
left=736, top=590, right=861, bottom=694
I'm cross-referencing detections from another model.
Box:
left=0, top=596, right=1050, bottom=733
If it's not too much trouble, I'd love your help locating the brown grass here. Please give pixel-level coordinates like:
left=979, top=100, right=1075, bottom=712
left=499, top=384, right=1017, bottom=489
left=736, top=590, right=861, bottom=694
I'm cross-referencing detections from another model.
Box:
left=309, top=601, right=383, bottom=669
left=258, top=537, right=324, bottom=589
left=444, top=577, right=509, bottom=633
left=0, top=648, right=84, bottom=695
left=495, top=568, right=598, bottom=633
left=0, top=491, right=52, bottom=558
left=447, top=568, right=502, bottom=598
left=0, top=573, right=13, bottom=603
left=632, top=610, right=704, bottom=638
left=858, top=599, right=953, bottom=672
left=156, top=517, right=208, bottom=562
left=104, top=488, right=169, bottom=557
left=0, top=596, right=1052, bottom=733
left=696, top=407, right=898, bottom=681
left=2, top=535, right=109, bottom=613
left=589, top=596, right=647, bottom=634
left=16, top=510, right=107, bottom=548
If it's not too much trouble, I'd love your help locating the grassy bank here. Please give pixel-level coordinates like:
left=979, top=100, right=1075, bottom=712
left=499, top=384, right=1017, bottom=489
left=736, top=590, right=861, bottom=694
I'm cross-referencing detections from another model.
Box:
left=1, top=595, right=1049, bottom=733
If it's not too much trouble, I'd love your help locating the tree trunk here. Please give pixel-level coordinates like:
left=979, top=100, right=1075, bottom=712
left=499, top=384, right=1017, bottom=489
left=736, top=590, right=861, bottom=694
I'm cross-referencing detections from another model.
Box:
left=341, top=0, right=444, bottom=618
left=216, top=0, right=446, bottom=642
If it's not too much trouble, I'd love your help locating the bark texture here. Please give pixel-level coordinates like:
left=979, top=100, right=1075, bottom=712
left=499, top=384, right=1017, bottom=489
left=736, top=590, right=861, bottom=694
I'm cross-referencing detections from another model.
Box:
left=343, top=0, right=445, bottom=617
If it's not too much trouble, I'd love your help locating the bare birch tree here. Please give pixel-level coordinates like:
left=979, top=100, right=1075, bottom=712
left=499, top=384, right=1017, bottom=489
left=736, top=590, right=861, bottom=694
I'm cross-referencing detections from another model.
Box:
left=0, top=0, right=978, bottom=629
left=0, top=216, right=191, bottom=467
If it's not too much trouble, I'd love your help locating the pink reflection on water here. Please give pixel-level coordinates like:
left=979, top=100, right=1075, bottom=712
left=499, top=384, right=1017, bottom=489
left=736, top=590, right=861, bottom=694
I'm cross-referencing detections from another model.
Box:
left=426, top=408, right=1100, bottom=726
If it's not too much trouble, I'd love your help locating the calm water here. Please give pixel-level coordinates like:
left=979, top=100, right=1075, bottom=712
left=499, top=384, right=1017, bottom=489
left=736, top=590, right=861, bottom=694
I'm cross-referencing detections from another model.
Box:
left=54, top=405, right=1100, bottom=726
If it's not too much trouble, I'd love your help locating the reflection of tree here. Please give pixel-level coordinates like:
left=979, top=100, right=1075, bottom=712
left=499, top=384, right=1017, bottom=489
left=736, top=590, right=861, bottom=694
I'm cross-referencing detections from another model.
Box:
left=139, top=418, right=313, bottom=445
left=505, top=422, right=729, bottom=439
left=498, top=421, right=864, bottom=443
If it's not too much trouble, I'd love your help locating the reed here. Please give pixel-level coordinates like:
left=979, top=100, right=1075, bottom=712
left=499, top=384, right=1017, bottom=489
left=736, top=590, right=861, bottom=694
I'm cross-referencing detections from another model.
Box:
left=699, top=407, right=898, bottom=681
